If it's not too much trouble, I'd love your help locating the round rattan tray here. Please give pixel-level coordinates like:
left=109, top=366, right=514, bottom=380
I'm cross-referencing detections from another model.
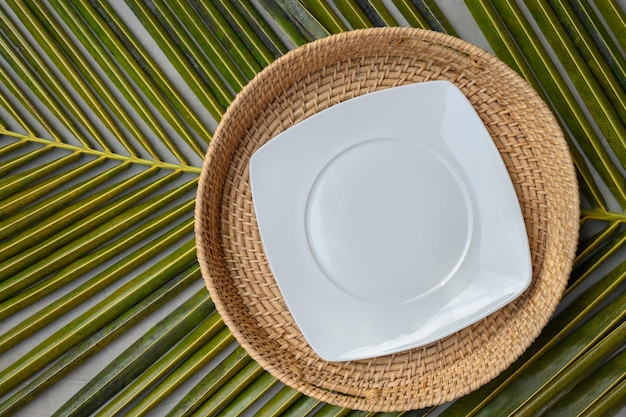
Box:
left=195, top=27, right=579, bottom=411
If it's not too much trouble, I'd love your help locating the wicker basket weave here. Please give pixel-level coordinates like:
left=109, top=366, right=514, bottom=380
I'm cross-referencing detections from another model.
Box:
left=195, top=27, right=579, bottom=411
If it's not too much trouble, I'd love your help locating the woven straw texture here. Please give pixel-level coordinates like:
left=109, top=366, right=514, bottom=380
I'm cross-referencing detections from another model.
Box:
left=195, top=27, right=579, bottom=411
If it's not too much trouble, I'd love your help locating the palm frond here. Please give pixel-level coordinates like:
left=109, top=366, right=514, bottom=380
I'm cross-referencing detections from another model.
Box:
left=1, top=1, right=625, bottom=416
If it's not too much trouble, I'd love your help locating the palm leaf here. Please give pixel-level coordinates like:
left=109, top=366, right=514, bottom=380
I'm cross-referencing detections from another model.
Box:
left=0, top=1, right=624, bottom=416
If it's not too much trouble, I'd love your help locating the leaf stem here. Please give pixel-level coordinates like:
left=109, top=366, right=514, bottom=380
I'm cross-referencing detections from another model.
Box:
left=581, top=209, right=626, bottom=222
left=2, top=130, right=202, bottom=173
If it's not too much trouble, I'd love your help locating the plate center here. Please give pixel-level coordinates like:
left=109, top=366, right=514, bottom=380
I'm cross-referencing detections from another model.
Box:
left=305, top=138, right=472, bottom=304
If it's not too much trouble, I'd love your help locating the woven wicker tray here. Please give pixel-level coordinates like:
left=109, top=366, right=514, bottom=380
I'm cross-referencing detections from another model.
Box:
left=195, top=27, right=579, bottom=411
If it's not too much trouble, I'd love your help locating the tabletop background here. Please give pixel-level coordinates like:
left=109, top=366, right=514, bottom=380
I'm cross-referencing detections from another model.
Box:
left=0, top=1, right=625, bottom=416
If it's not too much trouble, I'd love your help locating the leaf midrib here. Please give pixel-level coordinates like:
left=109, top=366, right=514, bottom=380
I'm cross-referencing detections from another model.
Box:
left=2, top=129, right=202, bottom=173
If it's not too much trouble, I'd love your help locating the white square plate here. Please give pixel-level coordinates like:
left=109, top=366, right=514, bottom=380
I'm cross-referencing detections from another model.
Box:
left=249, top=81, right=531, bottom=362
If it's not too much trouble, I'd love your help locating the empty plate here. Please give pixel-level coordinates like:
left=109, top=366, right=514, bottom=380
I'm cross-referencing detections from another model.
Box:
left=249, top=81, right=531, bottom=361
